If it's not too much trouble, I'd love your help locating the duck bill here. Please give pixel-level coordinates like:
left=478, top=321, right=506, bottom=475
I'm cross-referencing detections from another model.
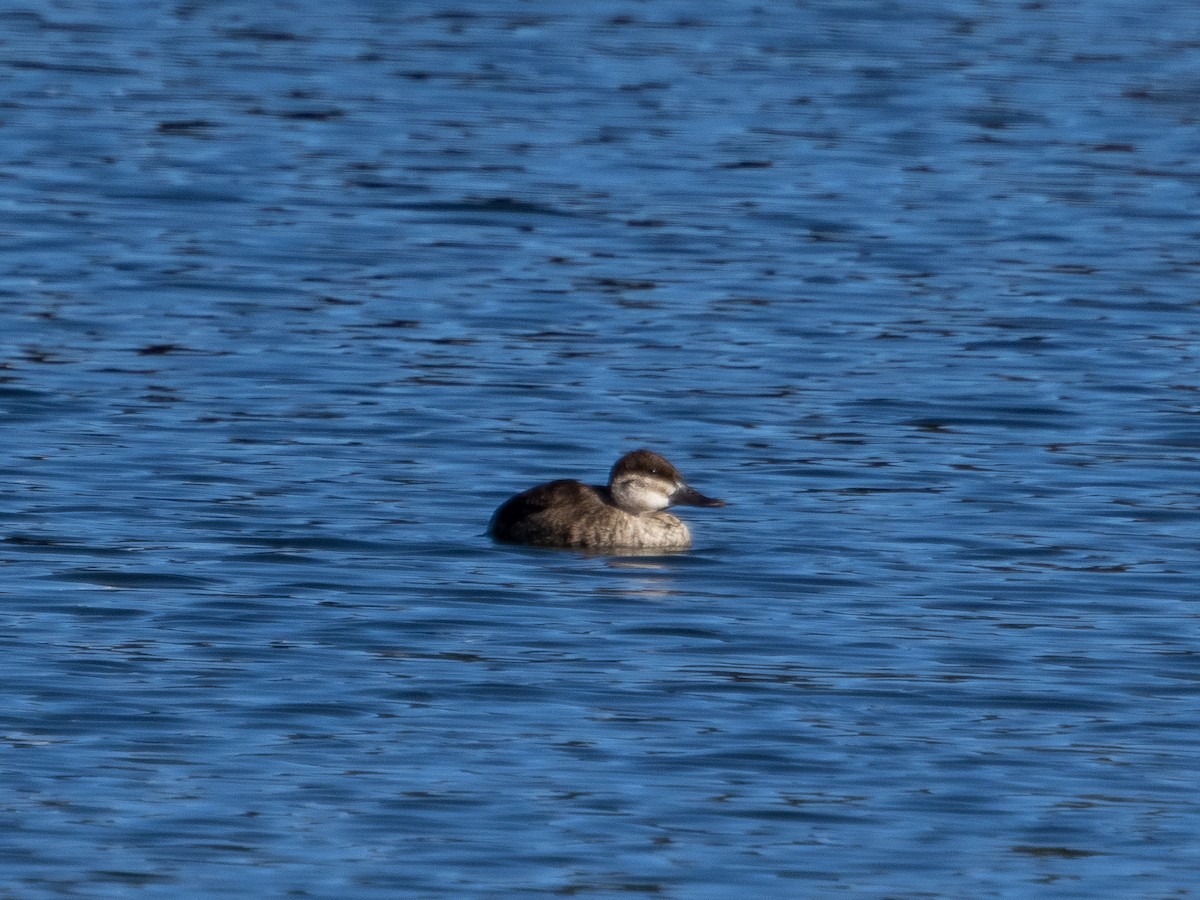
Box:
left=670, top=484, right=726, bottom=508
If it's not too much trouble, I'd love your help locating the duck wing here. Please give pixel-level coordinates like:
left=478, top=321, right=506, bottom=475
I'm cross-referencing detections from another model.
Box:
left=489, top=479, right=598, bottom=540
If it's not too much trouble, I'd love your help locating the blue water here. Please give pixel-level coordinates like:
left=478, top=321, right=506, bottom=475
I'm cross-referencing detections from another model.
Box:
left=2, top=1, right=1199, bottom=896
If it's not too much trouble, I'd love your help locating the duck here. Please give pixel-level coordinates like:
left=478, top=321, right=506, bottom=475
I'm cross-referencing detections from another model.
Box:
left=489, top=449, right=724, bottom=551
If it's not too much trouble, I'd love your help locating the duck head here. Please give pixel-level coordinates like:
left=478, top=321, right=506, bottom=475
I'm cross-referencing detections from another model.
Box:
left=608, top=449, right=725, bottom=515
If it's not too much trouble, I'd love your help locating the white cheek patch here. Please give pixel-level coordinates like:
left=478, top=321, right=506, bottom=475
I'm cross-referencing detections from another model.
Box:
left=614, top=476, right=672, bottom=513
left=633, top=478, right=672, bottom=511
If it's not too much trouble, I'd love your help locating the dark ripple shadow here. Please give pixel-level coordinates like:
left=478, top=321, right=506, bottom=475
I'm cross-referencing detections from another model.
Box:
left=47, top=569, right=218, bottom=590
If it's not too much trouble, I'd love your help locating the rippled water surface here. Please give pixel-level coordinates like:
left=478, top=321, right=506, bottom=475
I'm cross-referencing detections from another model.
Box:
left=2, top=1, right=1199, bottom=896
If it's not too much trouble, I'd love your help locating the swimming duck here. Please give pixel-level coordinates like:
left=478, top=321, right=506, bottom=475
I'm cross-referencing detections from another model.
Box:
left=489, top=449, right=724, bottom=551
